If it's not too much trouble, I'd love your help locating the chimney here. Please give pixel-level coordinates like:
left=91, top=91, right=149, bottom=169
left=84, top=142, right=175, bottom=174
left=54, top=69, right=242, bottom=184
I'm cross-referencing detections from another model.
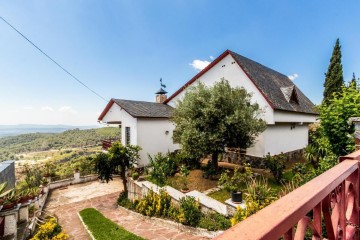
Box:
left=155, top=88, right=167, bottom=103
left=349, top=117, right=360, bottom=150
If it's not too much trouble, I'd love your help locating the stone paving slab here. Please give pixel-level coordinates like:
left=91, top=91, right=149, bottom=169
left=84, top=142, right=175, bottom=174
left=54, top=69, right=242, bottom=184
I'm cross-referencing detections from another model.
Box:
left=44, top=181, right=208, bottom=240
left=45, top=178, right=123, bottom=209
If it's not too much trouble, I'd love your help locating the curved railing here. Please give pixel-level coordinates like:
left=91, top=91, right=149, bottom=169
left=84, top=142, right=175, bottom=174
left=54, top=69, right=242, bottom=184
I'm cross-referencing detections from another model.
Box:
left=214, top=150, right=360, bottom=240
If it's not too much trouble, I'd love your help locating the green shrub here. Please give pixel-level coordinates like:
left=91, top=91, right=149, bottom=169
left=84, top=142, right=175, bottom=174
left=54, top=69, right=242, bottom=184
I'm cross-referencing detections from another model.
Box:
left=178, top=196, right=201, bottom=227
left=264, top=153, right=286, bottom=183
left=245, top=177, right=276, bottom=203
left=167, top=205, right=180, bottom=222
left=291, top=162, right=307, bottom=175
left=136, top=189, right=171, bottom=218
left=231, top=177, right=276, bottom=226
left=179, top=165, right=190, bottom=190
left=170, top=151, right=200, bottom=169
left=30, top=218, right=68, bottom=240
left=117, top=191, right=136, bottom=210
left=218, top=166, right=252, bottom=192
left=199, top=212, right=231, bottom=231
left=148, top=153, right=178, bottom=186
left=132, top=172, right=139, bottom=180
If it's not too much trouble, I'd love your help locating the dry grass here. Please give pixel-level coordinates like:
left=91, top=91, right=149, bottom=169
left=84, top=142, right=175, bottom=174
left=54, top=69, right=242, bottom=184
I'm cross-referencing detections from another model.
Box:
left=168, top=169, right=219, bottom=192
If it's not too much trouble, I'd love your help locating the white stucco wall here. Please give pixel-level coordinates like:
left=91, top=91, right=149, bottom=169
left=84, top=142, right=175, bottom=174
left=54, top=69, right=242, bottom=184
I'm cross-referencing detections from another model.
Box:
left=137, top=118, right=180, bottom=166
left=263, top=124, right=309, bottom=156
left=167, top=54, right=274, bottom=124
left=101, top=103, right=137, bottom=145
left=246, top=133, right=265, bottom=157
left=274, top=110, right=318, bottom=123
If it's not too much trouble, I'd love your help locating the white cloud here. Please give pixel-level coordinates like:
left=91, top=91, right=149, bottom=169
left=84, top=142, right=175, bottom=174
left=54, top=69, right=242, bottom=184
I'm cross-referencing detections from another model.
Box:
left=58, top=106, right=77, bottom=114
left=189, top=59, right=211, bottom=71
left=288, top=73, right=299, bottom=81
left=210, top=56, right=214, bottom=60
left=41, top=106, right=54, bottom=112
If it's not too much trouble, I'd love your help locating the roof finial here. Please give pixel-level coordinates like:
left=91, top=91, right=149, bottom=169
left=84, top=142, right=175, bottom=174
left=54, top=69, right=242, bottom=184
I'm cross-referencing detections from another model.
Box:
left=155, top=78, right=168, bottom=95
left=160, top=78, right=166, bottom=89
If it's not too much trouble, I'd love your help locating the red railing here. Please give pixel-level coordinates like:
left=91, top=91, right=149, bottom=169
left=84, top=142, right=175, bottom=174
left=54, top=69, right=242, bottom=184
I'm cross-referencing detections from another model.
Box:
left=101, top=138, right=121, bottom=150
left=215, top=150, right=360, bottom=240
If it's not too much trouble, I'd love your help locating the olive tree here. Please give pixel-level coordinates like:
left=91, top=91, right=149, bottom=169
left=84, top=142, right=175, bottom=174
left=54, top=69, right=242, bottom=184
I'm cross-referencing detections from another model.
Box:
left=171, top=79, right=266, bottom=171
left=94, top=142, right=140, bottom=193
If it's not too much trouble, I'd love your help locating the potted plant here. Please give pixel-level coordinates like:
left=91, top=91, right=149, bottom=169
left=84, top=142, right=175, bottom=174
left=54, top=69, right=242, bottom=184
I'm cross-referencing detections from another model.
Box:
left=179, top=165, right=190, bottom=193
left=0, top=182, right=7, bottom=210
left=2, top=190, right=19, bottom=210
left=28, top=205, right=37, bottom=218
left=17, top=188, right=32, bottom=204
left=219, top=166, right=252, bottom=203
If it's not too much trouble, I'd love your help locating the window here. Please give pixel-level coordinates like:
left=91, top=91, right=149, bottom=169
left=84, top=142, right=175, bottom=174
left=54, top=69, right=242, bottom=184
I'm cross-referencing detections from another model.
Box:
left=125, top=127, right=131, bottom=145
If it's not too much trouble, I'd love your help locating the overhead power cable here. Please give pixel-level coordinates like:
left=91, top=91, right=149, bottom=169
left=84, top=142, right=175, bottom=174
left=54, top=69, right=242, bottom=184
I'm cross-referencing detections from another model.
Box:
left=0, top=16, right=108, bottom=102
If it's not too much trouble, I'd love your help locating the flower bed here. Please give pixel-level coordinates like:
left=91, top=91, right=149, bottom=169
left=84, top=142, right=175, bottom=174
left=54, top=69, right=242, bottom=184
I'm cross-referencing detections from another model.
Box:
left=118, top=190, right=231, bottom=232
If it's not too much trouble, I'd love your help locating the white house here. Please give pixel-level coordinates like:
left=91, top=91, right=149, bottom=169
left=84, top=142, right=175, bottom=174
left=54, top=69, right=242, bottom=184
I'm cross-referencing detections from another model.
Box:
left=98, top=49, right=318, bottom=166
left=98, top=97, right=180, bottom=166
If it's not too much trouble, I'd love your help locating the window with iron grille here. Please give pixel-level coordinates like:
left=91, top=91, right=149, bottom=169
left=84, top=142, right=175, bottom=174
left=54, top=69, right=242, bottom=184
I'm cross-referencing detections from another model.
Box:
left=125, top=127, right=131, bottom=145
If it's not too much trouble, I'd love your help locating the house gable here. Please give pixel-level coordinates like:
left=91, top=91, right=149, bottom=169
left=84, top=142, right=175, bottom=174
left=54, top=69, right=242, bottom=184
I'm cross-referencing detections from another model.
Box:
left=165, top=50, right=318, bottom=118
left=166, top=53, right=275, bottom=123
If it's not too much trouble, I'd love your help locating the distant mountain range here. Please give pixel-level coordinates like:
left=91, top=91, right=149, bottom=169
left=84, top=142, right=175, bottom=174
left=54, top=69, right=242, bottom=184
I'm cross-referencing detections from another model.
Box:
left=0, top=124, right=101, bottom=138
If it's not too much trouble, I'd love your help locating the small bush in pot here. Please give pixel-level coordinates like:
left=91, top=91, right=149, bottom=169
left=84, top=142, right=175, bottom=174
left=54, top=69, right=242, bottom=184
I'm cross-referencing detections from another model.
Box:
left=179, top=165, right=190, bottom=192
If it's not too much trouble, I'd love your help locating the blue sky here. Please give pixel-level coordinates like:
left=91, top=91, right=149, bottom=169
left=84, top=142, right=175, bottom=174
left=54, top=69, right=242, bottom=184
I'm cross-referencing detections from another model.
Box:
left=0, top=1, right=359, bottom=125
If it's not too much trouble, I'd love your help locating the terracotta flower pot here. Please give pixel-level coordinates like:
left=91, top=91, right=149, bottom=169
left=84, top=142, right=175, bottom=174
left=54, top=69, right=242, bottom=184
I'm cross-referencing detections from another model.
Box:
left=2, top=202, right=17, bottom=210
left=180, top=188, right=190, bottom=193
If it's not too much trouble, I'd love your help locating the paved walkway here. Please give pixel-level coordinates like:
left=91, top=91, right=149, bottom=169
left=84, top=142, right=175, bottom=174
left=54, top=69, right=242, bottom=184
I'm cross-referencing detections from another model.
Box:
left=44, top=180, right=208, bottom=240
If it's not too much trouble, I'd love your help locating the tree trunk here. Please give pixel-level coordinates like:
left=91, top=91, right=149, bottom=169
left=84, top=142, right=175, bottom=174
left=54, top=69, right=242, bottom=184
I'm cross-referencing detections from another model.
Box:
left=120, top=168, right=128, bottom=193
left=212, top=152, right=219, bottom=172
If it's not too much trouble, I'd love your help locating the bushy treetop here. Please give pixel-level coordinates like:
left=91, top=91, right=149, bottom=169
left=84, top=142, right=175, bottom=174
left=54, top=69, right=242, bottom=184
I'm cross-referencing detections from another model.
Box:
left=171, top=79, right=266, bottom=170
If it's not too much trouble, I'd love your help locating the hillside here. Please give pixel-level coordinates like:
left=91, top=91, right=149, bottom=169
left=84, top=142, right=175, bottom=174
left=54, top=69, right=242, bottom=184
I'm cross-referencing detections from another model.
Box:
left=0, top=127, right=121, bottom=161
left=0, top=124, right=99, bottom=137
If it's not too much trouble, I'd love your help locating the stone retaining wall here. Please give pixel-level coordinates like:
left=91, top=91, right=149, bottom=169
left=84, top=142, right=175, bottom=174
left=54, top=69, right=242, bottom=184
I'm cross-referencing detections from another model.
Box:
left=127, top=177, right=231, bottom=216
left=222, top=148, right=305, bottom=169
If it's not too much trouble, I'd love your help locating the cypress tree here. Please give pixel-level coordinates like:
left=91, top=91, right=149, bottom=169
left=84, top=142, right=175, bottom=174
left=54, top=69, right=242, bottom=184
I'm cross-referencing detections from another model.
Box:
left=323, top=38, right=344, bottom=103
left=350, top=72, right=357, bottom=88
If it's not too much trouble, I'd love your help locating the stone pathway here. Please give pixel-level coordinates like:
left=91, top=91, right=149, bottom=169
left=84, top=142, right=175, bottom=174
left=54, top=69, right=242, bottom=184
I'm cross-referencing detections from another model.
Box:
left=44, top=181, right=208, bottom=240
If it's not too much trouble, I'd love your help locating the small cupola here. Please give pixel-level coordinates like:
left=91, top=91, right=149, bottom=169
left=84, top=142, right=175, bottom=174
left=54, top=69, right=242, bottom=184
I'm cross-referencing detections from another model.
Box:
left=156, top=78, right=168, bottom=103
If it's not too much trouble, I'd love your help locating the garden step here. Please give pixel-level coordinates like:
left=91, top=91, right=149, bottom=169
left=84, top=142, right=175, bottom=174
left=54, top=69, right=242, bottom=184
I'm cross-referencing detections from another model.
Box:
left=185, top=190, right=228, bottom=216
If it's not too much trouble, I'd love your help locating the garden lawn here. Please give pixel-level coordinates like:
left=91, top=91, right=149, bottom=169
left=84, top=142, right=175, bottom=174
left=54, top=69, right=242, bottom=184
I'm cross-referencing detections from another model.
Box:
left=208, top=189, right=230, bottom=203
left=79, top=208, right=144, bottom=240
